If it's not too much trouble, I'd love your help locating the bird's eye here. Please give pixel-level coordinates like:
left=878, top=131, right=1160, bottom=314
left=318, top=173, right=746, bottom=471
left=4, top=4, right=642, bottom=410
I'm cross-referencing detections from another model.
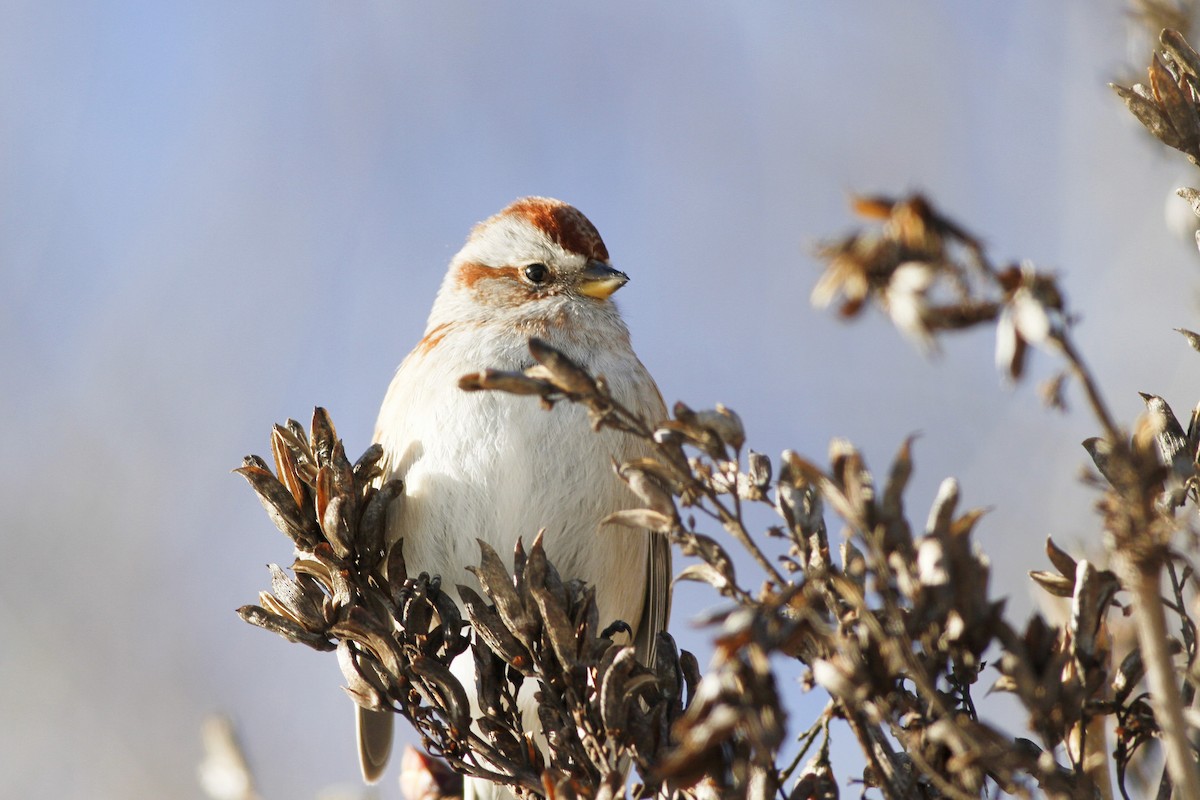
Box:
left=523, top=263, right=550, bottom=284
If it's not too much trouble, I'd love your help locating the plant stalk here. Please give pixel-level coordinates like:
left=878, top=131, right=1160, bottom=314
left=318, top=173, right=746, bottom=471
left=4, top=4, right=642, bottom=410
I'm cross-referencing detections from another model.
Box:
left=1122, top=557, right=1200, bottom=800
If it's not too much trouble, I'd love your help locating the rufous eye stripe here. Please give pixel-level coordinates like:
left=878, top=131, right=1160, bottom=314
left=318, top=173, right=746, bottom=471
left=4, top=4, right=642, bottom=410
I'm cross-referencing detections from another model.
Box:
left=455, top=263, right=520, bottom=289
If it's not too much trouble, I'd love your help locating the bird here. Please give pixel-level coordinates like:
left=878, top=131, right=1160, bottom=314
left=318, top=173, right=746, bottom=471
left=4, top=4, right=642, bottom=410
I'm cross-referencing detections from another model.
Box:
left=359, top=197, right=672, bottom=794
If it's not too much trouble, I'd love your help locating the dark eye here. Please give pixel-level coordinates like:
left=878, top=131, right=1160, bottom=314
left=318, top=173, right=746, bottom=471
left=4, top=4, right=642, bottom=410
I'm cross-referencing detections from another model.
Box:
left=523, top=263, right=550, bottom=284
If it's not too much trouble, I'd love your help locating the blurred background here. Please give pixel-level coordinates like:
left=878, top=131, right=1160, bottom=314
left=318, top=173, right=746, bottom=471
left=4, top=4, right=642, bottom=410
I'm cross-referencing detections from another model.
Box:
left=4, top=2, right=1200, bottom=797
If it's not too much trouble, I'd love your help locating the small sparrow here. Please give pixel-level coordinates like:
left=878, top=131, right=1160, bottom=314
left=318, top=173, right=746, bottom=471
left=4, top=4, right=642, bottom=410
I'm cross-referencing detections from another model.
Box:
left=359, top=198, right=672, bottom=793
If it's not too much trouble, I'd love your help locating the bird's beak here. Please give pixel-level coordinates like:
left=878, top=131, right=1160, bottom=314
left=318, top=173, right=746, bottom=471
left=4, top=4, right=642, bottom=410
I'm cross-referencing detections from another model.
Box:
left=576, top=261, right=629, bottom=300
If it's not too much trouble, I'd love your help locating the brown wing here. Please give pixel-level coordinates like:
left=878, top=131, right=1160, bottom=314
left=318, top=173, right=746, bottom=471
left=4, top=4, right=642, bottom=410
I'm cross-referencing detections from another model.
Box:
left=629, top=367, right=672, bottom=665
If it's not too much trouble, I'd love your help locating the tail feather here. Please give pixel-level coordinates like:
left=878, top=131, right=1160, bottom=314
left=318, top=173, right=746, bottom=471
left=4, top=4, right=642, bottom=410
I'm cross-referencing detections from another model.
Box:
left=356, top=706, right=394, bottom=783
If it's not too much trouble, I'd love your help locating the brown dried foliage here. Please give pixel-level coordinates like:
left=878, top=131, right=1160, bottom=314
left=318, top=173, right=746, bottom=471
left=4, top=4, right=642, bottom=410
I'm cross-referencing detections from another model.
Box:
left=235, top=26, right=1200, bottom=800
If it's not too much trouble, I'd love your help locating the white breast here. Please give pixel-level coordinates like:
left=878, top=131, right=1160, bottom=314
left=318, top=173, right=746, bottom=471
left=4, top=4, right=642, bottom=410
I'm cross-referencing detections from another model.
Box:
left=375, top=321, right=656, bottom=633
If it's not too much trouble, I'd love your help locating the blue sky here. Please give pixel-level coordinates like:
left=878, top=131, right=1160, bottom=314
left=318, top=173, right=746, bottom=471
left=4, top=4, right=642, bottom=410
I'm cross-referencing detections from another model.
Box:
left=4, top=3, right=1198, bottom=797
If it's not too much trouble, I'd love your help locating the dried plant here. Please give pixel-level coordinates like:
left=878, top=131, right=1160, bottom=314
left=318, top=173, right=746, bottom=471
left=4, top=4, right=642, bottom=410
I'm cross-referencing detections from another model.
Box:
left=237, top=409, right=708, bottom=798
left=233, top=26, right=1200, bottom=800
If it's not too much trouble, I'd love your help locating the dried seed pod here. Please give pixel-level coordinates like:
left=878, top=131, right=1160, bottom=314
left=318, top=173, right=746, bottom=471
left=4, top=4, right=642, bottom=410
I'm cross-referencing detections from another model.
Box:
left=925, top=477, right=959, bottom=536
left=599, top=647, right=638, bottom=735
left=1150, top=52, right=1200, bottom=151
left=320, top=495, right=353, bottom=559
left=1069, top=560, right=1119, bottom=693
left=748, top=451, right=772, bottom=492
left=272, top=425, right=308, bottom=507
left=359, top=479, right=402, bottom=569
left=428, top=583, right=468, bottom=659
left=689, top=404, right=746, bottom=453
left=673, top=563, right=736, bottom=597
left=617, top=462, right=677, bottom=518
left=829, top=438, right=875, bottom=526
left=1082, top=437, right=1118, bottom=487
left=1139, top=392, right=1188, bottom=467
left=338, top=640, right=388, bottom=711
left=292, top=552, right=333, bottom=587
left=400, top=575, right=434, bottom=636
left=241, top=453, right=270, bottom=471
left=352, top=443, right=385, bottom=485
left=412, top=656, right=471, bottom=735
left=654, top=631, right=682, bottom=706
left=476, top=715, right=526, bottom=764
left=315, top=543, right=353, bottom=607
left=331, top=610, right=404, bottom=677
left=881, top=436, right=915, bottom=520
left=601, top=508, right=674, bottom=533
left=1044, top=536, right=1078, bottom=577
left=663, top=402, right=727, bottom=460
left=1162, top=29, right=1200, bottom=82
left=526, top=537, right=579, bottom=667
left=310, top=407, right=338, bottom=467
left=234, top=465, right=319, bottom=549
left=1175, top=326, right=1200, bottom=353
left=467, top=540, right=535, bottom=646
left=385, top=538, right=408, bottom=589
left=1111, top=82, right=1185, bottom=149
left=777, top=451, right=826, bottom=538
left=1112, top=647, right=1146, bottom=705
left=268, top=563, right=324, bottom=630
left=457, top=585, right=535, bottom=675
left=528, top=337, right=598, bottom=396
left=1028, top=569, right=1075, bottom=598
left=237, top=605, right=335, bottom=651
left=458, top=369, right=554, bottom=396
left=510, top=538, right=529, bottom=606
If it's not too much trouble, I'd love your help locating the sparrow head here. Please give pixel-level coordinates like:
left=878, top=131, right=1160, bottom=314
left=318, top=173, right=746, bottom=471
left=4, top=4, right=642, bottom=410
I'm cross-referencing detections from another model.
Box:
left=442, top=197, right=629, bottom=314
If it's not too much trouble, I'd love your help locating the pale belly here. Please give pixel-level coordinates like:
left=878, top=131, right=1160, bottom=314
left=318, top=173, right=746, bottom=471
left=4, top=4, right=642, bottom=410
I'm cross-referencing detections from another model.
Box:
left=383, top=387, right=648, bottom=635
